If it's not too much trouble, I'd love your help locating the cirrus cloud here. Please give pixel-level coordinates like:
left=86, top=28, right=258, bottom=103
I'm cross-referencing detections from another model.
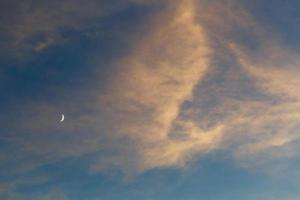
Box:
left=1, top=0, right=300, bottom=183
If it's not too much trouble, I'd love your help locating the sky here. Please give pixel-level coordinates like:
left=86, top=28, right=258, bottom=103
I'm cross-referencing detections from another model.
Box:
left=0, top=0, right=300, bottom=199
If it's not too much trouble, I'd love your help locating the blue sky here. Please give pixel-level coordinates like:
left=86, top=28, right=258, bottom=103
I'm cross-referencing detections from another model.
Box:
left=1, top=0, right=300, bottom=199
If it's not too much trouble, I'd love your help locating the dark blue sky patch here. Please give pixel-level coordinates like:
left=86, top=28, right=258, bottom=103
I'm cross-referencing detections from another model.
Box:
left=243, top=0, right=300, bottom=51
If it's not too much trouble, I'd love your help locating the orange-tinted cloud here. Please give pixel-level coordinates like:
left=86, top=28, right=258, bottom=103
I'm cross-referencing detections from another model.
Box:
left=2, top=0, right=300, bottom=179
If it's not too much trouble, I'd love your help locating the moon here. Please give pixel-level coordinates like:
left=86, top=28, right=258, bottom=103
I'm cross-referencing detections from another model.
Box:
left=60, top=114, right=65, bottom=122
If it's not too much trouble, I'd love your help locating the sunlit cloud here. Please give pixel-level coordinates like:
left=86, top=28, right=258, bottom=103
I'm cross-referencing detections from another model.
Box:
left=226, top=42, right=300, bottom=169
left=1, top=0, right=300, bottom=183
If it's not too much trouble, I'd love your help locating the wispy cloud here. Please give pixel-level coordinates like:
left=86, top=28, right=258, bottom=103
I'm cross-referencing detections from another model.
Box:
left=0, top=0, right=164, bottom=57
left=226, top=42, right=300, bottom=169
left=91, top=0, right=220, bottom=174
left=1, top=0, right=300, bottom=187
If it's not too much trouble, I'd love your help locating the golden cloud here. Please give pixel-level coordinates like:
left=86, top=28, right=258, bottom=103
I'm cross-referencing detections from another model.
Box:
left=225, top=42, right=300, bottom=169
left=92, top=0, right=225, bottom=174
left=4, top=0, right=300, bottom=178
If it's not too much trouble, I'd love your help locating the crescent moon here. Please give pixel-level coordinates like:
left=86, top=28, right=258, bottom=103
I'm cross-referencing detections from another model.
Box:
left=60, top=114, right=65, bottom=122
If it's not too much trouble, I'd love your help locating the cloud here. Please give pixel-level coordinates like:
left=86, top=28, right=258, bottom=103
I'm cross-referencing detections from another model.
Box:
left=33, top=189, right=69, bottom=200
left=0, top=0, right=165, bottom=57
left=90, top=0, right=222, bottom=174
left=231, top=43, right=300, bottom=99
left=1, top=0, right=300, bottom=185
left=0, top=175, right=49, bottom=200
left=223, top=43, right=300, bottom=170
left=1, top=0, right=221, bottom=177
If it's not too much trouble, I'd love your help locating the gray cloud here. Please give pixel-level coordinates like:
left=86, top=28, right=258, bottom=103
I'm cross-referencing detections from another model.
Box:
left=0, top=0, right=166, bottom=57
